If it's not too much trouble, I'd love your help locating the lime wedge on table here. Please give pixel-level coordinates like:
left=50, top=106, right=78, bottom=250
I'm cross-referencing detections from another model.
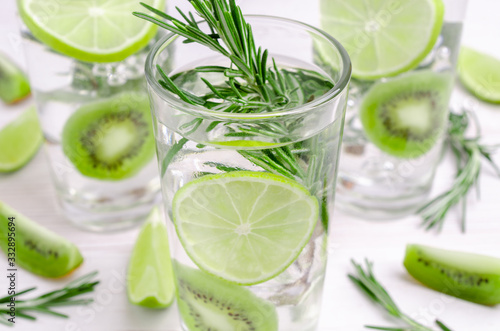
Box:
left=320, top=0, right=444, bottom=80
left=0, top=106, right=43, bottom=173
left=127, top=207, right=175, bottom=308
left=18, top=0, right=165, bottom=63
left=459, top=47, right=500, bottom=104
left=172, top=171, right=318, bottom=285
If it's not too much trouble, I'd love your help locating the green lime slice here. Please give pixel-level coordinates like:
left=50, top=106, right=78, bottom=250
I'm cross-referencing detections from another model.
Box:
left=0, top=52, right=31, bottom=104
left=172, top=171, right=318, bottom=285
left=458, top=47, right=500, bottom=104
left=0, top=106, right=43, bottom=173
left=127, top=207, right=175, bottom=308
left=320, top=0, right=444, bottom=80
left=18, top=0, right=165, bottom=63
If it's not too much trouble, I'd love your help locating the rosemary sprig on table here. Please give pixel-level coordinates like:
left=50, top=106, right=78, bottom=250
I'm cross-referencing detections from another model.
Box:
left=349, top=260, right=452, bottom=331
left=418, top=110, right=500, bottom=232
left=0, top=272, right=99, bottom=326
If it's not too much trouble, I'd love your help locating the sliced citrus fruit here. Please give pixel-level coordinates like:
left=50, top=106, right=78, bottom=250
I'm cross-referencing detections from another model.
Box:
left=172, top=171, right=318, bottom=285
left=0, top=52, right=31, bottom=104
left=18, top=0, right=165, bottom=63
left=127, top=207, right=175, bottom=308
left=320, top=0, right=444, bottom=80
left=459, top=47, right=500, bottom=104
left=0, top=106, right=43, bottom=173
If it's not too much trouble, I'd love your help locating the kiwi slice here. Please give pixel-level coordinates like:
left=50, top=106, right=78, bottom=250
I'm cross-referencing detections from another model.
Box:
left=174, top=262, right=278, bottom=331
left=0, top=201, right=83, bottom=278
left=404, top=244, right=500, bottom=306
left=359, top=70, right=453, bottom=159
left=62, top=92, right=155, bottom=180
left=0, top=52, right=30, bottom=104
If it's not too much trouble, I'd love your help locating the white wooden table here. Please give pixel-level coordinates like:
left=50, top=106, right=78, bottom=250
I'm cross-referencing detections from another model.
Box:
left=1, top=0, right=500, bottom=330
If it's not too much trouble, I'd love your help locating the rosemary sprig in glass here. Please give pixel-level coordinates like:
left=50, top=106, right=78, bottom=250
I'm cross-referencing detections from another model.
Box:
left=417, top=109, right=500, bottom=232
left=349, top=260, right=452, bottom=331
left=0, top=272, right=99, bottom=326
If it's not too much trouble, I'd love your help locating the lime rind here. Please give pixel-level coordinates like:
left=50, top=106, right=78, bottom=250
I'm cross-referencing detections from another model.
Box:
left=18, top=0, right=164, bottom=63
left=320, top=0, right=445, bottom=80
left=127, top=207, right=175, bottom=308
left=458, top=47, right=500, bottom=104
left=172, top=171, right=318, bottom=285
left=0, top=106, right=43, bottom=173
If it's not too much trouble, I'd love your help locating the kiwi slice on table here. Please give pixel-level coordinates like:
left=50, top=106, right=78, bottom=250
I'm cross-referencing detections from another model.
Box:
left=0, top=201, right=83, bottom=278
left=359, top=70, right=453, bottom=159
left=174, top=262, right=278, bottom=331
left=404, top=244, right=500, bottom=306
left=62, top=92, right=155, bottom=180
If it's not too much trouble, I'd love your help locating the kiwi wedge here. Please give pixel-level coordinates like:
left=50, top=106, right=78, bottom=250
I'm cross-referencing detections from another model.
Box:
left=62, top=92, right=155, bottom=180
left=174, top=262, right=278, bottom=331
left=0, top=52, right=30, bottom=104
left=0, top=201, right=83, bottom=278
left=360, top=70, right=453, bottom=159
left=404, top=244, right=500, bottom=306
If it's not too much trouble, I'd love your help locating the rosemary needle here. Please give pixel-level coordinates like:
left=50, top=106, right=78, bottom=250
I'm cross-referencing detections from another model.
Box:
left=349, top=259, right=453, bottom=331
left=0, top=271, right=99, bottom=326
left=418, top=109, right=500, bottom=232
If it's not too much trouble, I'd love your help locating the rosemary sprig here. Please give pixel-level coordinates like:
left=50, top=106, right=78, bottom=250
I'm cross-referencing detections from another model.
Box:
left=0, top=272, right=99, bottom=326
left=349, top=260, right=452, bottom=331
left=418, top=109, right=500, bottom=232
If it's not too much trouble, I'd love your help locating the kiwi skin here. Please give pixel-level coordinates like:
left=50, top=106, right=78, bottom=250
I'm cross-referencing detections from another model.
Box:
left=174, top=262, right=278, bottom=331
left=62, top=92, right=155, bottom=181
left=360, top=70, right=452, bottom=159
left=404, top=244, right=500, bottom=306
left=0, top=201, right=83, bottom=278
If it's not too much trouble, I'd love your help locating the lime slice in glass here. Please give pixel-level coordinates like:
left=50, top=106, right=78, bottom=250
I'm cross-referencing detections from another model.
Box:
left=18, top=0, right=165, bottom=63
left=127, top=207, right=175, bottom=308
left=320, top=0, right=444, bottom=80
left=172, top=171, right=318, bottom=285
left=459, top=47, right=500, bottom=104
left=0, top=106, right=43, bottom=173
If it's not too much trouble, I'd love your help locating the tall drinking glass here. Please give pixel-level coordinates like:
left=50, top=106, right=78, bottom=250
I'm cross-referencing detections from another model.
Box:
left=146, top=16, right=350, bottom=331
left=321, top=0, right=468, bottom=218
left=18, top=2, right=164, bottom=231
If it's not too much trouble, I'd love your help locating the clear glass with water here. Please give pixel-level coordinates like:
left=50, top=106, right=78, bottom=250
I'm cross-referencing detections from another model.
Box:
left=326, top=0, right=469, bottom=219
left=146, top=16, right=350, bottom=331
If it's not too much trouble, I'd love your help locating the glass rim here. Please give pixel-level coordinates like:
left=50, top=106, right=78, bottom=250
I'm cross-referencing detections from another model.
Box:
left=145, top=14, right=352, bottom=120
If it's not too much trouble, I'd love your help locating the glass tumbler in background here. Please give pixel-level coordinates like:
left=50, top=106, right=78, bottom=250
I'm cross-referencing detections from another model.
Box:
left=320, top=0, right=469, bottom=219
left=18, top=1, right=165, bottom=231
left=146, top=16, right=350, bottom=331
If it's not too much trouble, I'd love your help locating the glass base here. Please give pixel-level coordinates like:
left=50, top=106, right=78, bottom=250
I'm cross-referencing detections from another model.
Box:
left=58, top=194, right=161, bottom=232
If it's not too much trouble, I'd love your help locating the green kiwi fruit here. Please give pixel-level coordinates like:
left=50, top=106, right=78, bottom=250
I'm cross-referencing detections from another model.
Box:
left=62, top=92, right=155, bottom=180
left=359, top=70, right=453, bottom=159
left=174, top=262, right=278, bottom=331
left=0, top=52, right=31, bottom=104
left=404, top=244, right=500, bottom=306
left=0, top=201, right=83, bottom=278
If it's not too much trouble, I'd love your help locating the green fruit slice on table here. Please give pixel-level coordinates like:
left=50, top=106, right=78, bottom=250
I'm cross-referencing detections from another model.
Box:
left=320, top=0, right=444, bottom=79
left=61, top=92, right=155, bottom=180
left=174, top=262, right=278, bottom=331
left=0, top=201, right=83, bottom=278
left=0, top=106, right=43, bottom=173
left=0, top=52, right=30, bottom=104
left=459, top=47, right=500, bottom=104
left=359, top=70, right=452, bottom=159
left=18, top=0, right=165, bottom=63
left=127, top=207, right=175, bottom=308
left=172, top=171, right=318, bottom=285
left=404, top=244, right=500, bottom=306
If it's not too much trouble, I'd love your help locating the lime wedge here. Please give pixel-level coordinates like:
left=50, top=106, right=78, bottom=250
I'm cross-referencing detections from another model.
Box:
left=0, top=52, right=31, bottom=104
left=127, top=207, right=175, bottom=308
left=320, top=0, right=444, bottom=80
left=18, top=0, right=165, bottom=63
left=0, top=106, right=43, bottom=173
left=458, top=47, right=500, bottom=104
left=172, top=171, right=318, bottom=285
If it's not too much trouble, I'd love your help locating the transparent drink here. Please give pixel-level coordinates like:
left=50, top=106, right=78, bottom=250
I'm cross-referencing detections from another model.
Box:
left=321, top=0, right=469, bottom=218
left=146, top=16, right=351, bottom=331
